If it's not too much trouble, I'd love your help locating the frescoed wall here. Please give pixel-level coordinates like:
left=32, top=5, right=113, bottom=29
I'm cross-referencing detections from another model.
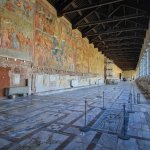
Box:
left=34, top=0, right=76, bottom=72
left=0, top=0, right=105, bottom=94
left=60, top=18, right=75, bottom=72
left=0, top=0, right=34, bottom=61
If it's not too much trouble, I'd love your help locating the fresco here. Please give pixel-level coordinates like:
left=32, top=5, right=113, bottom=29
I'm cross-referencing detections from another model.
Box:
left=0, top=0, right=34, bottom=61
left=82, top=38, right=89, bottom=73
left=89, top=45, right=95, bottom=73
left=96, top=52, right=101, bottom=74
left=0, top=0, right=34, bottom=22
left=34, top=31, right=53, bottom=66
left=35, top=0, right=56, bottom=35
left=34, top=0, right=75, bottom=71
left=0, top=0, right=104, bottom=76
left=60, top=18, right=75, bottom=72
left=73, top=30, right=83, bottom=73
left=95, top=50, right=101, bottom=74
left=34, top=0, right=62, bottom=69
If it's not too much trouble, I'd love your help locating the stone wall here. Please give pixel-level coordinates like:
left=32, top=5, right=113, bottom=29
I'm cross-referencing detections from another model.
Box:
left=122, top=70, right=136, bottom=81
left=0, top=0, right=105, bottom=95
left=104, top=58, right=122, bottom=84
left=135, top=21, right=150, bottom=95
left=35, top=74, right=103, bottom=93
left=136, top=76, right=150, bottom=96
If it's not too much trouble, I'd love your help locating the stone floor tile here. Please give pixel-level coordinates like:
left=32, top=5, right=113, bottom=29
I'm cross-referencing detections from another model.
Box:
left=10, top=130, right=68, bottom=150
left=137, top=139, right=150, bottom=150
left=0, top=138, right=11, bottom=149
left=117, top=138, right=138, bottom=150
left=96, top=133, right=118, bottom=150
left=64, top=127, right=81, bottom=135
left=0, top=82, right=150, bottom=149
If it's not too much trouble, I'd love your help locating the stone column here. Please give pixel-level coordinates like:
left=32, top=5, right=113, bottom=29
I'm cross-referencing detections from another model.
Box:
left=140, top=58, right=143, bottom=77
left=143, top=52, right=147, bottom=76
left=147, top=49, right=150, bottom=75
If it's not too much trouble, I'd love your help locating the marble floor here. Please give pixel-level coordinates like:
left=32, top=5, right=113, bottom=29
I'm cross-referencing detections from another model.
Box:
left=0, top=82, right=150, bottom=150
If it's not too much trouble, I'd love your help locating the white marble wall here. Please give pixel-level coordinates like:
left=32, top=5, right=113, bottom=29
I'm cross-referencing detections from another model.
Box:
left=35, top=74, right=104, bottom=93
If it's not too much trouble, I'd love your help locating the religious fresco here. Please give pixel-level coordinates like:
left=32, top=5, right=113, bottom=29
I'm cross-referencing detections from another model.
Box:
left=60, top=18, right=75, bottom=72
left=89, top=45, right=95, bottom=73
left=0, top=0, right=34, bottom=61
left=0, top=0, right=34, bottom=22
left=73, top=30, right=83, bottom=73
left=34, top=1, right=75, bottom=71
left=97, top=53, right=104, bottom=75
left=34, top=0, right=62, bottom=69
left=82, top=38, right=89, bottom=73
left=96, top=52, right=102, bottom=74
left=34, top=30, right=53, bottom=66
left=94, top=49, right=100, bottom=74
left=35, top=0, right=56, bottom=36
left=0, top=0, right=104, bottom=76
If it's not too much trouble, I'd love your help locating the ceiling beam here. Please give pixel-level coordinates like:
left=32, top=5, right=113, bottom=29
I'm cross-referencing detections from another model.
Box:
left=105, top=57, right=139, bottom=60
left=85, top=27, right=146, bottom=37
left=113, top=61, right=137, bottom=63
left=102, top=50, right=140, bottom=53
left=57, top=0, right=76, bottom=17
left=127, top=20, right=148, bottom=28
left=104, top=52, right=140, bottom=54
left=104, top=36, right=144, bottom=42
left=104, top=53, right=139, bottom=55
left=104, top=43, right=142, bottom=47
left=113, top=62, right=137, bottom=64
left=75, top=14, right=145, bottom=28
left=72, top=9, right=98, bottom=28
left=96, top=43, right=143, bottom=49
left=74, top=4, right=123, bottom=29
left=62, top=0, right=124, bottom=14
left=93, top=35, right=144, bottom=43
left=123, top=1, right=150, bottom=15
left=103, top=47, right=141, bottom=50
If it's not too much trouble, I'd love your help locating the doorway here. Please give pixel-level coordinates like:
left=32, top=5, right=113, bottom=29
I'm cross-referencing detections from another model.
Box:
left=119, top=73, right=122, bottom=79
left=0, top=67, right=10, bottom=98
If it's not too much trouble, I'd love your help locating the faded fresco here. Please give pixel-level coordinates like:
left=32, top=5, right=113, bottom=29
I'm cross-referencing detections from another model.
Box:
left=0, top=0, right=34, bottom=60
left=82, top=38, right=89, bottom=73
left=60, top=18, right=75, bottom=72
left=97, top=53, right=104, bottom=75
left=34, top=0, right=57, bottom=67
left=34, top=0, right=75, bottom=71
left=89, top=45, right=95, bottom=73
left=0, top=0, right=104, bottom=75
left=73, top=30, right=83, bottom=73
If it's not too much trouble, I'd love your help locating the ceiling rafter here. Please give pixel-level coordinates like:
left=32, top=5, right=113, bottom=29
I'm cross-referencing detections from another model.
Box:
left=123, top=1, right=150, bottom=15
left=85, top=27, right=146, bottom=37
left=62, top=0, right=124, bottom=15
left=93, top=35, right=144, bottom=44
left=57, top=0, right=76, bottom=17
left=105, top=42, right=142, bottom=47
left=102, top=47, right=141, bottom=51
left=75, top=14, right=146, bottom=28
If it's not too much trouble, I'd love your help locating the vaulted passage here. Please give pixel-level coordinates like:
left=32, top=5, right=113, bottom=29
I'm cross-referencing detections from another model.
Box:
left=0, top=0, right=150, bottom=149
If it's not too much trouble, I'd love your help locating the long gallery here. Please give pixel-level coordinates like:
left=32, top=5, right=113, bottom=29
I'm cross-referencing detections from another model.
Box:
left=0, top=0, right=150, bottom=149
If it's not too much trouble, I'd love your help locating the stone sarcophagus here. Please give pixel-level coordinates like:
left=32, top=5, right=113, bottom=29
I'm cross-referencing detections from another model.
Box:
left=5, top=86, right=29, bottom=98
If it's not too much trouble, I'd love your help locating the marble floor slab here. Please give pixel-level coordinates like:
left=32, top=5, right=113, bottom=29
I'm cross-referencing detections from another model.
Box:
left=0, top=82, right=150, bottom=150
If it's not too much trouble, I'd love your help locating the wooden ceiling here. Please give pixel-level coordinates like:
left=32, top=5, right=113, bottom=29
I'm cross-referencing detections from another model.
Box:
left=48, top=0, right=150, bottom=70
